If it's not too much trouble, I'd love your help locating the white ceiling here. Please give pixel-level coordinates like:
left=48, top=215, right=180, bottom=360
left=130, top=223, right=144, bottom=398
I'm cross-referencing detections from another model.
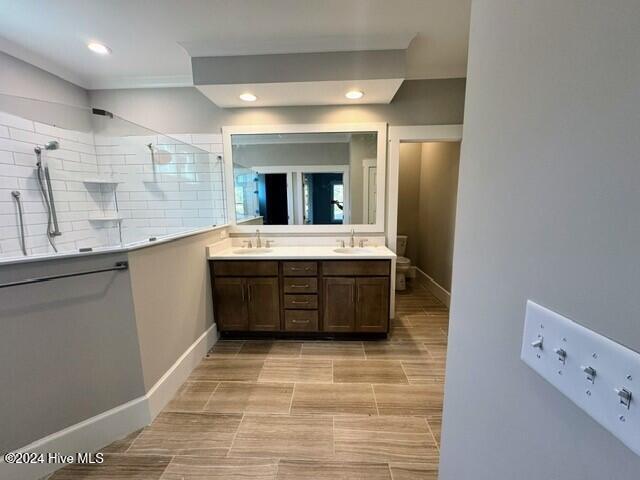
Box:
left=197, top=79, right=404, bottom=108
left=0, top=0, right=470, bottom=90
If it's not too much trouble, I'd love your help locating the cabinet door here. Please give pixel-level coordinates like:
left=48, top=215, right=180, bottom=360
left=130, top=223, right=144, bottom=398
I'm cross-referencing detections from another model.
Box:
left=322, top=277, right=355, bottom=332
left=356, top=277, right=390, bottom=332
left=213, top=278, right=248, bottom=331
left=247, top=277, right=281, bottom=331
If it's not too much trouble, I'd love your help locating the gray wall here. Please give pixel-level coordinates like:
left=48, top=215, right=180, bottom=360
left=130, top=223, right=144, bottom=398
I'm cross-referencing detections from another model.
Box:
left=89, top=78, right=466, bottom=134
left=0, top=51, right=89, bottom=107
left=417, top=142, right=459, bottom=291
left=128, top=228, right=224, bottom=390
left=397, top=142, right=460, bottom=291
left=0, top=253, right=144, bottom=453
left=0, top=52, right=93, bottom=131
left=397, top=143, right=422, bottom=262
left=440, top=1, right=640, bottom=479
left=0, top=227, right=226, bottom=453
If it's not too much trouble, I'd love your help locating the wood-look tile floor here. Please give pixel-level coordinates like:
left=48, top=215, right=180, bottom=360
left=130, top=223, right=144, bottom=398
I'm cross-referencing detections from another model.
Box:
left=49, top=278, right=447, bottom=479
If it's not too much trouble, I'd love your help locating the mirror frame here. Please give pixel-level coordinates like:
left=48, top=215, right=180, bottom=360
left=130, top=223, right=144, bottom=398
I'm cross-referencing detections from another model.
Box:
left=222, top=122, right=388, bottom=233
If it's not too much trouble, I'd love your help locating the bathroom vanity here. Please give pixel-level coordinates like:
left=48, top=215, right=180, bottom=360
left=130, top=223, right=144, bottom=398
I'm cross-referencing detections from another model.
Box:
left=208, top=246, right=395, bottom=338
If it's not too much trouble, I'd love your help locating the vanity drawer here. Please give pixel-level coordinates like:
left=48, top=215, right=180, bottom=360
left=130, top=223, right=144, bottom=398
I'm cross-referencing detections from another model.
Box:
left=283, top=277, right=318, bottom=293
left=212, top=261, right=278, bottom=277
left=285, top=310, right=319, bottom=331
left=282, top=261, right=317, bottom=276
left=284, top=294, right=318, bottom=310
left=322, top=260, right=390, bottom=276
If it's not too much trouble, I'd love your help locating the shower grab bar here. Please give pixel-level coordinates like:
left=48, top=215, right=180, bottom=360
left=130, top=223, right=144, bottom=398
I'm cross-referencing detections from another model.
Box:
left=0, top=261, right=129, bottom=289
left=11, top=191, right=27, bottom=256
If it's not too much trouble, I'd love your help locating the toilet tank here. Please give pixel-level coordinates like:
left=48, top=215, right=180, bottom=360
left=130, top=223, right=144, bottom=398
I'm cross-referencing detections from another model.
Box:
left=396, top=235, right=408, bottom=256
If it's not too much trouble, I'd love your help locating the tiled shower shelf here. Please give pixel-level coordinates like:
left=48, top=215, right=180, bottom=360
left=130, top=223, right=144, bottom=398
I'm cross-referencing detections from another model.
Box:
left=82, top=177, right=121, bottom=185
left=88, top=215, right=124, bottom=222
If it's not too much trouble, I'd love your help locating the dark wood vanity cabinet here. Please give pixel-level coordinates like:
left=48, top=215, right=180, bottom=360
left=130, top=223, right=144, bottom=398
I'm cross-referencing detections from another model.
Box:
left=210, top=259, right=390, bottom=336
left=355, top=277, right=390, bottom=332
left=211, top=261, right=280, bottom=332
left=246, top=278, right=280, bottom=331
left=322, top=276, right=390, bottom=333
left=323, top=277, right=356, bottom=332
left=213, top=278, right=248, bottom=330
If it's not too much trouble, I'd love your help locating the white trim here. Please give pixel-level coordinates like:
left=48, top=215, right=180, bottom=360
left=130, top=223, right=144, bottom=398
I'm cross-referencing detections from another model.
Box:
left=386, top=124, right=463, bottom=316
left=250, top=165, right=350, bottom=225
left=88, top=74, right=194, bottom=90
left=0, top=36, right=90, bottom=89
left=415, top=267, right=451, bottom=308
left=387, top=124, right=463, bottom=252
left=146, top=323, right=218, bottom=418
left=296, top=165, right=350, bottom=225
left=0, top=324, right=218, bottom=480
left=251, top=166, right=296, bottom=224
left=223, top=122, right=387, bottom=233
left=0, top=224, right=230, bottom=267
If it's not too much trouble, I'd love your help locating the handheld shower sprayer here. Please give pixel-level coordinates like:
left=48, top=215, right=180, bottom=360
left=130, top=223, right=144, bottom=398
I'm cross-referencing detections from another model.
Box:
left=35, top=140, right=61, bottom=252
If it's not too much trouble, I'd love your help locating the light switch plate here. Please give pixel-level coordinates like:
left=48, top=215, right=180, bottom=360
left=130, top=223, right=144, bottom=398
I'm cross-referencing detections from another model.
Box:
left=521, top=300, right=640, bottom=456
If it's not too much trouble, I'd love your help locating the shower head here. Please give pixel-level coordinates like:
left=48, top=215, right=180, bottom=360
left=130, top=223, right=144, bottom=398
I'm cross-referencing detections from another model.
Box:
left=34, top=140, right=60, bottom=156
left=146, top=143, right=171, bottom=165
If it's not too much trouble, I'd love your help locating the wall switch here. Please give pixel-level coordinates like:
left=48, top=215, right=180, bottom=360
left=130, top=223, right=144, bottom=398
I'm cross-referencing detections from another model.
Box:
left=521, top=300, right=640, bottom=456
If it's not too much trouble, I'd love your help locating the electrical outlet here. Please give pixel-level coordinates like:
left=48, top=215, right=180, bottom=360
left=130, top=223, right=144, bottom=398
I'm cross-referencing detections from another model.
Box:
left=521, top=300, right=640, bottom=456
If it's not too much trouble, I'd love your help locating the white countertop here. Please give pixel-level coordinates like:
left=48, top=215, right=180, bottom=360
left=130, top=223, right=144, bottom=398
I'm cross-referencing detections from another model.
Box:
left=207, top=244, right=396, bottom=260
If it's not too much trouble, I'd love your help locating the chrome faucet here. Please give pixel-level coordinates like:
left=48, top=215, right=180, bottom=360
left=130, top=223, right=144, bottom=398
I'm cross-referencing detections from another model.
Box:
left=349, top=228, right=355, bottom=248
left=255, top=229, right=262, bottom=248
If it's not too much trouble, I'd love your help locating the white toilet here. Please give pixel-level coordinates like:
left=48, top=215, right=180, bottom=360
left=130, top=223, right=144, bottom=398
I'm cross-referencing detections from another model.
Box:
left=395, top=235, right=415, bottom=291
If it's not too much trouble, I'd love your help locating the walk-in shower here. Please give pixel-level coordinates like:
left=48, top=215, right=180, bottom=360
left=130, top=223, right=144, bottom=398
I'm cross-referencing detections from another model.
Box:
left=35, top=140, right=61, bottom=252
left=0, top=93, right=227, bottom=261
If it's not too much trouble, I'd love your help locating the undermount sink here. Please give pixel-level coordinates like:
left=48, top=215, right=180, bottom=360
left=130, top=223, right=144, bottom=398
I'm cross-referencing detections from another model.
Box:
left=333, top=247, right=373, bottom=254
left=232, top=248, right=273, bottom=255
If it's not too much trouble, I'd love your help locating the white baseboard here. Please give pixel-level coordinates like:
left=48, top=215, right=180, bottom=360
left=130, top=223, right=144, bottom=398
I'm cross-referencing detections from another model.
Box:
left=147, top=323, right=218, bottom=418
left=415, top=268, right=451, bottom=308
left=1, top=323, right=218, bottom=480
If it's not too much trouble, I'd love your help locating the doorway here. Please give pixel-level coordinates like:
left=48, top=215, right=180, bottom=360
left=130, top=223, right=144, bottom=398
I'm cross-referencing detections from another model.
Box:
left=396, top=141, right=460, bottom=305
left=258, top=173, right=289, bottom=225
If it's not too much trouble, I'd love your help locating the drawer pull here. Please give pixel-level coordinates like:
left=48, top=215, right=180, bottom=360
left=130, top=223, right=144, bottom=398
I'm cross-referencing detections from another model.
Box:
left=291, top=319, right=309, bottom=324
left=291, top=300, right=309, bottom=305
left=290, top=267, right=311, bottom=271
left=290, top=284, right=309, bottom=288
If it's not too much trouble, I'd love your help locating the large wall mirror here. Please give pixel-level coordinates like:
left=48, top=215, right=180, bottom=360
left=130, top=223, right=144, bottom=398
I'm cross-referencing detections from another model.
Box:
left=222, top=123, right=387, bottom=232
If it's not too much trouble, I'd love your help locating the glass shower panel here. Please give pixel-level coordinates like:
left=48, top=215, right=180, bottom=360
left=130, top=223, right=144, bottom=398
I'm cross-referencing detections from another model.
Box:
left=91, top=113, right=226, bottom=246
left=0, top=93, right=227, bottom=260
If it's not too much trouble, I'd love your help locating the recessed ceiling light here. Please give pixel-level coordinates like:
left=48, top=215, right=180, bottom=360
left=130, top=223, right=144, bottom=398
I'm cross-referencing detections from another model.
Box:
left=87, top=42, right=111, bottom=55
left=239, top=93, right=257, bottom=102
left=345, top=90, right=364, bottom=100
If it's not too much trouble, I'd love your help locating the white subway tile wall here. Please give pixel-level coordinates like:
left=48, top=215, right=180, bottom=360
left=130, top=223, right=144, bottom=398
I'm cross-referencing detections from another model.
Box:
left=0, top=110, right=226, bottom=259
